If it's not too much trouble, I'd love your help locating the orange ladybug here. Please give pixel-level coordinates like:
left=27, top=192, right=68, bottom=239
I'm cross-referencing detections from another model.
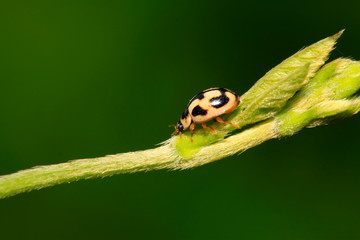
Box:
left=172, top=88, right=240, bottom=140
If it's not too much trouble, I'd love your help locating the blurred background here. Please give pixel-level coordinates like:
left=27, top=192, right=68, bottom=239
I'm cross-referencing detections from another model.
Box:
left=0, top=0, right=359, bottom=239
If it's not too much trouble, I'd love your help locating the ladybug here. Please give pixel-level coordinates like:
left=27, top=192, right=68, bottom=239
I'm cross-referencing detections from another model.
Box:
left=172, top=88, right=241, bottom=140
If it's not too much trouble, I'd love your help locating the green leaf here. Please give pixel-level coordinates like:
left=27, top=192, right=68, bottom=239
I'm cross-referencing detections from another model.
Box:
left=307, top=98, right=360, bottom=128
left=276, top=58, right=360, bottom=136
left=326, top=61, right=360, bottom=100
left=229, top=30, right=343, bottom=127
left=234, top=63, right=310, bottom=127
left=289, top=58, right=355, bottom=108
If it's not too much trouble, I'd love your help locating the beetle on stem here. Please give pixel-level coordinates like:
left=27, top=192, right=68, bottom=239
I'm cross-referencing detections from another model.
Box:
left=172, top=88, right=241, bottom=141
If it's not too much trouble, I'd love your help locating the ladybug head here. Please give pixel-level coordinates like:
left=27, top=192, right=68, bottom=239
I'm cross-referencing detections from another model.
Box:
left=170, top=121, right=184, bottom=136
left=175, top=121, right=184, bottom=133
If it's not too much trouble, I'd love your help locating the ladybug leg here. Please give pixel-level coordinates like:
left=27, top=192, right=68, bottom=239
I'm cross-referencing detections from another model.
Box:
left=201, top=122, right=217, bottom=136
left=190, top=122, right=196, bottom=142
left=216, top=117, right=241, bottom=129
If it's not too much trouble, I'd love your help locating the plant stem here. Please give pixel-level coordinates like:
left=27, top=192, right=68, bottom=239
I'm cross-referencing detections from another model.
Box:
left=0, top=120, right=277, bottom=199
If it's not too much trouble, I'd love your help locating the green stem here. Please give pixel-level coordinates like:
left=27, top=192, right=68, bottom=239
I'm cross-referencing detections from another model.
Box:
left=0, top=121, right=278, bottom=199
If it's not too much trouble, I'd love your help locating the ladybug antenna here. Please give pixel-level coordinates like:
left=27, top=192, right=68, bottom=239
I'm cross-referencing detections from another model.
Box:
left=170, top=124, right=177, bottom=135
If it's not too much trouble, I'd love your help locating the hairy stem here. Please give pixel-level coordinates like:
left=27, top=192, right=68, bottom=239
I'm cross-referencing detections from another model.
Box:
left=0, top=121, right=277, bottom=199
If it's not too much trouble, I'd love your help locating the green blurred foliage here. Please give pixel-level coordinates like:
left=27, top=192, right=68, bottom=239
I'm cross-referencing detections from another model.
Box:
left=0, top=0, right=360, bottom=239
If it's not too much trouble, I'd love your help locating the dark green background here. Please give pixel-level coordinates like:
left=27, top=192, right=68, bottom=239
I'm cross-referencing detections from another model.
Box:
left=1, top=1, right=360, bottom=239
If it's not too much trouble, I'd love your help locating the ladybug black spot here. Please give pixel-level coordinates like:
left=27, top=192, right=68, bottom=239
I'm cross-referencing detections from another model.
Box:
left=189, top=92, right=205, bottom=105
left=210, top=91, right=229, bottom=108
left=192, top=105, right=207, bottom=116
left=181, top=109, right=189, bottom=119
